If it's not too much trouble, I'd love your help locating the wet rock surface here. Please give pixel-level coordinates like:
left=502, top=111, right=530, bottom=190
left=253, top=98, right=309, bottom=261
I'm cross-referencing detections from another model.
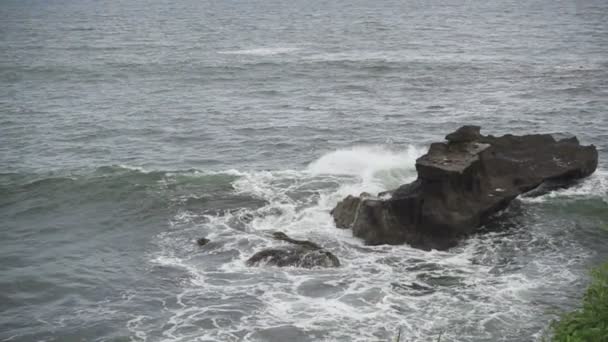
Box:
left=332, top=126, right=598, bottom=250
left=247, top=232, right=340, bottom=268
left=196, top=237, right=210, bottom=246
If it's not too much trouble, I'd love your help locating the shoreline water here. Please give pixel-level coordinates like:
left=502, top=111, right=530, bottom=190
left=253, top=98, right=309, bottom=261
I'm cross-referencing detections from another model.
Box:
left=2, top=0, right=608, bottom=340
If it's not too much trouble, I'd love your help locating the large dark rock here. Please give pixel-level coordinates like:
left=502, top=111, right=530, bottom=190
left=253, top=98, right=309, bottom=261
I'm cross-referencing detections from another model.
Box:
left=331, top=126, right=598, bottom=250
left=247, top=232, right=340, bottom=268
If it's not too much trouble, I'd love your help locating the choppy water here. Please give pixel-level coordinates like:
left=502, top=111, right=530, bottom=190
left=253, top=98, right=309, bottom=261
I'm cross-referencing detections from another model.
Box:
left=1, top=0, right=607, bottom=341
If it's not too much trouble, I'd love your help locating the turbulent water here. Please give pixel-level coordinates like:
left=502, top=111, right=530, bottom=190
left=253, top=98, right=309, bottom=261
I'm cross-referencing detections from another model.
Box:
left=1, top=0, right=608, bottom=341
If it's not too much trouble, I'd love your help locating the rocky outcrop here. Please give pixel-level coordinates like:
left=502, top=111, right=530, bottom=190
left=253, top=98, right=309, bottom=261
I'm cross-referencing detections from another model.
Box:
left=331, top=126, right=598, bottom=250
left=247, top=232, right=340, bottom=268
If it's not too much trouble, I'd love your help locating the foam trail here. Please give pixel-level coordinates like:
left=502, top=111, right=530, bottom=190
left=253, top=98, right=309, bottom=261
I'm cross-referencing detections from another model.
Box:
left=218, top=47, right=300, bottom=56
left=521, top=169, right=607, bottom=203
left=142, top=144, right=595, bottom=342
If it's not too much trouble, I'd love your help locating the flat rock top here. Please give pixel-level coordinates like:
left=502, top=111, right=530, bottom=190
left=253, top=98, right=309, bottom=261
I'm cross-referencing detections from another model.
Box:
left=417, top=142, right=490, bottom=173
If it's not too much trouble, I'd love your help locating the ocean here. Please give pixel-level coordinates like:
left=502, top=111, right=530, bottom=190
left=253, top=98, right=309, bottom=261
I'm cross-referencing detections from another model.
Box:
left=1, top=0, right=607, bottom=341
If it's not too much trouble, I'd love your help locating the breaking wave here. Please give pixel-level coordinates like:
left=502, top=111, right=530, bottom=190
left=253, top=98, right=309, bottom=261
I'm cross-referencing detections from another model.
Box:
left=218, top=47, right=301, bottom=56
left=520, top=169, right=608, bottom=204
left=125, top=145, right=603, bottom=341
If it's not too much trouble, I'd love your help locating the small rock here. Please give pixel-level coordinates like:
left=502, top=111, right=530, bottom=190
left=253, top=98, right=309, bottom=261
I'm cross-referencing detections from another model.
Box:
left=246, top=247, right=340, bottom=268
left=272, top=231, right=321, bottom=249
left=196, top=238, right=210, bottom=246
left=247, top=232, right=340, bottom=268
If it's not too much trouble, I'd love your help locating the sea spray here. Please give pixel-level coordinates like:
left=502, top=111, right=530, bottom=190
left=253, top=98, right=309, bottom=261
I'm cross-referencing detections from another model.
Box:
left=141, top=145, right=599, bottom=341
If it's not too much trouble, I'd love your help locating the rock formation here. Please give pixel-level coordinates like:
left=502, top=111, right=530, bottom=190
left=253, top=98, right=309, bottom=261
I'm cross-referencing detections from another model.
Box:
left=331, top=126, right=598, bottom=250
left=247, top=232, right=340, bottom=268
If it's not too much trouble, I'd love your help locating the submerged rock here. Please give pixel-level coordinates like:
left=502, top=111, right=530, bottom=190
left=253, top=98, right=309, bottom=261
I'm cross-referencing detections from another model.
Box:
left=196, top=237, right=210, bottom=246
left=247, top=232, right=340, bottom=268
left=270, top=231, right=322, bottom=249
left=332, top=126, right=598, bottom=250
left=246, top=247, right=340, bottom=268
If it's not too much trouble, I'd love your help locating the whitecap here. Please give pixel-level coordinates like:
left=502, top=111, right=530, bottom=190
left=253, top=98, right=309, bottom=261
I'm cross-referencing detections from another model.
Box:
left=142, top=144, right=596, bottom=341
left=218, top=47, right=300, bottom=56
left=305, top=50, right=401, bottom=62
left=520, top=169, right=607, bottom=203
left=306, top=145, right=423, bottom=192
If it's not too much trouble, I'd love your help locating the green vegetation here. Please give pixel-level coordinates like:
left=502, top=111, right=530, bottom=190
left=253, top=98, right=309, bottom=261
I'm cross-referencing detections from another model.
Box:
left=551, top=262, right=608, bottom=342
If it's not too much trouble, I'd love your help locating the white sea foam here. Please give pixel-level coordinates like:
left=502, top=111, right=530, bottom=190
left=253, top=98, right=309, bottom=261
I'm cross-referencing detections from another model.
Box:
left=306, top=145, right=421, bottom=177
left=115, top=164, right=151, bottom=172
left=305, top=50, right=495, bottom=63
left=520, top=169, right=608, bottom=203
left=306, top=145, right=423, bottom=195
left=218, top=47, right=300, bottom=56
left=306, top=50, right=403, bottom=62
left=140, top=145, right=596, bottom=342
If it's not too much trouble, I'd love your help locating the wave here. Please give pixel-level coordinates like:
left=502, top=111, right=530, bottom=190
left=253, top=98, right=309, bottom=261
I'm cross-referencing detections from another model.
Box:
left=139, top=145, right=603, bottom=341
left=520, top=169, right=608, bottom=204
left=306, top=145, right=421, bottom=176
left=0, top=165, right=244, bottom=213
left=305, top=51, right=402, bottom=63
left=304, top=50, right=502, bottom=64
left=306, top=144, right=424, bottom=194
left=218, top=47, right=300, bottom=56
left=4, top=154, right=604, bottom=212
left=3, top=144, right=421, bottom=209
left=4, top=146, right=604, bottom=341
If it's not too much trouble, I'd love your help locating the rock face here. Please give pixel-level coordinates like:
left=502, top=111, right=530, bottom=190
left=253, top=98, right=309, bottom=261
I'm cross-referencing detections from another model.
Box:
left=331, top=126, right=598, bottom=250
left=247, top=232, right=340, bottom=268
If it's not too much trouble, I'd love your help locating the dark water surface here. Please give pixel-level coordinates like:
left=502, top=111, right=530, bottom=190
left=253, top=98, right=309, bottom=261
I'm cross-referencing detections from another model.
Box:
left=1, top=0, right=607, bottom=341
